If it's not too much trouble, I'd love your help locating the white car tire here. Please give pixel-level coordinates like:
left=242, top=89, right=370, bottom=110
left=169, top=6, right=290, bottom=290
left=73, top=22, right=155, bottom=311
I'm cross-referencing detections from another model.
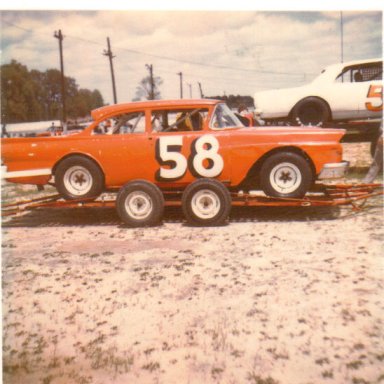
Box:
left=55, top=155, right=104, bottom=200
left=182, top=178, right=231, bottom=226
left=260, top=152, right=313, bottom=198
left=116, top=180, right=164, bottom=227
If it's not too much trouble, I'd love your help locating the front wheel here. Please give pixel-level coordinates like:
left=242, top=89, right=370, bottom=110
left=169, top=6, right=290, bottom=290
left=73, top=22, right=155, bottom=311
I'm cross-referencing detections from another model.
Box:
left=182, top=178, right=231, bottom=226
left=259, top=152, right=313, bottom=198
left=116, top=180, right=164, bottom=227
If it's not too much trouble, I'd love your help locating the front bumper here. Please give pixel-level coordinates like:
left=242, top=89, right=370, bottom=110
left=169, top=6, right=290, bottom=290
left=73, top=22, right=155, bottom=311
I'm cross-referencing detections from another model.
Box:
left=318, top=161, right=349, bottom=179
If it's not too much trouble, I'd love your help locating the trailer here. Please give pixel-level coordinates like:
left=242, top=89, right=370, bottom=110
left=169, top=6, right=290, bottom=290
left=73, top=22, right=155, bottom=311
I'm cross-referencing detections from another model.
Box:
left=2, top=183, right=382, bottom=227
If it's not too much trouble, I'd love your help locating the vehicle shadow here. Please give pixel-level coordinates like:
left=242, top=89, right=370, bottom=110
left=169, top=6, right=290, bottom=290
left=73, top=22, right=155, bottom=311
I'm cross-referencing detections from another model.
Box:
left=1, top=205, right=345, bottom=228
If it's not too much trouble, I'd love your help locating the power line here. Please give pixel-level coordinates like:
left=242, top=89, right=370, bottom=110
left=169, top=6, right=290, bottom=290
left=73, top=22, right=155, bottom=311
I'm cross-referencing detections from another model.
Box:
left=3, top=19, right=317, bottom=77
left=114, top=44, right=308, bottom=76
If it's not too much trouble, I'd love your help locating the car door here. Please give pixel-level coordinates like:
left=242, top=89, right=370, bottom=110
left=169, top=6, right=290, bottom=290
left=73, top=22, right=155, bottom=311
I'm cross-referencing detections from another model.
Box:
left=148, top=107, right=232, bottom=187
left=325, top=66, right=368, bottom=121
left=329, top=62, right=383, bottom=121
left=91, top=110, right=155, bottom=187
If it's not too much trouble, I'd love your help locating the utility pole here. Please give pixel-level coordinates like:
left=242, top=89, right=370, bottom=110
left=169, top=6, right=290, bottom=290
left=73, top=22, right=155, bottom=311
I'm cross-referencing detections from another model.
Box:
left=187, top=83, right=192, bottom=98
left=103, top=37, right=117, bottom=104
left=177, top=72, right=183, bottom=99
left=54, top=29, right=67, bottom=132
left=340, top=11, right=344, bottom=63
left=198, top=82, right=204, bottom=98
left=146, top=64, right=155, bottom=100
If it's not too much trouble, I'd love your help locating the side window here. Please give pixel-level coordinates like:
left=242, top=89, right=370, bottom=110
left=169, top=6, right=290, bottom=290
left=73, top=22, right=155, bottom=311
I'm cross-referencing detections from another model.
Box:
left=336, top=68, right=352, bottom=83
left=151, top=108, right=207, bottom=133
left=360, top=63, right=382, bottom=81
left=336, top=63, right=383, bottom=83
left=210, top=103, right=244, bottom=129
left=93, top=112, right=145, bottom=135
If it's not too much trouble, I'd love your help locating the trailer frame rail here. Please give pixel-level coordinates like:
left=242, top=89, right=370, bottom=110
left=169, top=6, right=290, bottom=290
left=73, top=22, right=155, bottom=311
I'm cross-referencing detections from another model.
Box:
left=2, top=183, right=382, bottom=219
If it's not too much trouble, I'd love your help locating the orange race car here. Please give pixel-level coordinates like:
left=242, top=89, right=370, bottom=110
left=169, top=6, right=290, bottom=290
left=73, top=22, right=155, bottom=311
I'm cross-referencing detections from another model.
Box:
left=1, top=99, right=348, bottom=225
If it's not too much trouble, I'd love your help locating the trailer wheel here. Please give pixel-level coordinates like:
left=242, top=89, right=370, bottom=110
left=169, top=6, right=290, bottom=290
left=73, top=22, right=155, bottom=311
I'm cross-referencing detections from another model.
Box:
left=116, top=180, right=164, bottom=227
left=259, top=152, right=312, bottom=198
left=182, top=178, right=231, bottom=226
left=55, top=156, right=104, bottom=200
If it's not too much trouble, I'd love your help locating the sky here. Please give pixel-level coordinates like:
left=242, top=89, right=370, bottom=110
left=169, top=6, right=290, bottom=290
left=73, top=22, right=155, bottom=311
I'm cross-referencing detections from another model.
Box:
left=1, top=7, right=382, bottom=105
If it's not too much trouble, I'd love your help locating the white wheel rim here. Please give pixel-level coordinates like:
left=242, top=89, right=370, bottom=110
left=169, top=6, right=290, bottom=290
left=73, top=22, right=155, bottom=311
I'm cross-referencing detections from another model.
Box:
left=63, top=165, right=93, bottom=196
left=125, top=191, right=153, bottom=220
left=191, top=189, right=221, bottom=219
left=269, top=162, right=302, bottom=194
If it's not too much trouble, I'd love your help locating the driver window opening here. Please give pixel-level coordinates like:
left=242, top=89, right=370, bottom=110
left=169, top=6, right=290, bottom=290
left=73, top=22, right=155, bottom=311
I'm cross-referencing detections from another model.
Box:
left=336, top=62, right=382, bottom=83
left=151, top=108, right=208, bottom=133
left=93, top=111, right=145, bottom=135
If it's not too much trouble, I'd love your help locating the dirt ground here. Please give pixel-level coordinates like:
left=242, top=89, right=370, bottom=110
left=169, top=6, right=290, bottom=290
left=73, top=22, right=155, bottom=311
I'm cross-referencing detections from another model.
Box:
left=1, top=142, right=383, bottom=384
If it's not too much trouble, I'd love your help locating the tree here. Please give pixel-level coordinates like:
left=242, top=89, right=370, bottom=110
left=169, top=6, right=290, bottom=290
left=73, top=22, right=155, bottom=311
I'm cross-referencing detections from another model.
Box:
left=1, top=60, right=41, bottom=123
left=70, top=89, right=104, bottom=118
left=133, top=74, right=163, bottom=101
left=1, top=60, right=105, bottom=123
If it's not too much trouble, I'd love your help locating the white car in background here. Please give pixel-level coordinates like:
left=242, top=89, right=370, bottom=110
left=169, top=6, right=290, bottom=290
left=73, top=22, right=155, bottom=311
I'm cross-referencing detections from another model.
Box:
left=254, top=58, right=383, bottom=126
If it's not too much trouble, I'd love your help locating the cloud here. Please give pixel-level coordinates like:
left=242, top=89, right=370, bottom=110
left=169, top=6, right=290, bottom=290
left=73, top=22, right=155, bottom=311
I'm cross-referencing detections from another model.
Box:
left=1, top=10, right=382, bottom=104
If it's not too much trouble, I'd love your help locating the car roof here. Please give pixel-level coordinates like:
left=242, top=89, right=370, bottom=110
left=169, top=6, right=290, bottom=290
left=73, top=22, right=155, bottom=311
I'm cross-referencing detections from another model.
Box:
left=91, top=98, right=221, bottom=121
left=311, top=58, right=382, bottom=83
left=325, top=58, right=382, bottom=71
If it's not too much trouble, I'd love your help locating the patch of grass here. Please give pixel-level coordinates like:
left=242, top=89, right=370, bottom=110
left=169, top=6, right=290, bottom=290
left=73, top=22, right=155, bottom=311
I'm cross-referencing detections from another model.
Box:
left=352, top=378, right=370, bottom=384
left=141, top=361, right=160, bottom=372
left=375, top=353, right=384, bottom=362
left=266, top=348, right=289, bottom=360
left=315, top=357, right=330, bottom=366
left=346, top=360, right=364, bottom=370
left=231, top=349, right=244, bottom=358
left=211, top=366, right=224, bottom=378
left=322, top=370, right=334, bottom=379
left=42, top=375, right=55, bottom=384
left=80, top=338, right=134, bottom=374
left=246, top=372, right=279, bottom=384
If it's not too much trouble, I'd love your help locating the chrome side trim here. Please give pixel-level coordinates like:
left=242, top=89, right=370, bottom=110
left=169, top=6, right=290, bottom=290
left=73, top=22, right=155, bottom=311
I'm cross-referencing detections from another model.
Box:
left=2, top=168, right=52, bottom=179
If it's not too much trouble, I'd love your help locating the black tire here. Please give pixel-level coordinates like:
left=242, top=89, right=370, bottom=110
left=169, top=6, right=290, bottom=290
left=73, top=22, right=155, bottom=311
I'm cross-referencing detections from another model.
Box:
left=55, top=155, right=104, bottom=200
left=291, top=97, right=330, bottom=126
left=182, top=178, right=231, bottom=226
left=259, top=152, right=313, bottom=198
left=116, top=180, right=164, bottom=227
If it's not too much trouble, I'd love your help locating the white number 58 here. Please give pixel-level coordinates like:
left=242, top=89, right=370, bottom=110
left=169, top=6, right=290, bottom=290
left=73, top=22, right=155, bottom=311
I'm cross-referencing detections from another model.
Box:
left=156, top=135, right=224, bottom=180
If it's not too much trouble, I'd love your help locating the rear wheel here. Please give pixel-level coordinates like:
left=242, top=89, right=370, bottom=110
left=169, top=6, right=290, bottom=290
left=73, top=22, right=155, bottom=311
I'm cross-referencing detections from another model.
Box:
left=182, top=178, right=231, bottom=226
left=291, top=97, right=330, bottom=126
left=55, top=156, right=104, bottom=200
left=259, top=152, right=313, bottom=198
left=116, top=180, right=164, bottom=227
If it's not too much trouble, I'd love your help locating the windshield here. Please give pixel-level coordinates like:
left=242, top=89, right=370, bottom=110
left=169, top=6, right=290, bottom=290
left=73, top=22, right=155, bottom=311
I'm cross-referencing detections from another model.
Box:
left=210, top=103, right=244, bottom=129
